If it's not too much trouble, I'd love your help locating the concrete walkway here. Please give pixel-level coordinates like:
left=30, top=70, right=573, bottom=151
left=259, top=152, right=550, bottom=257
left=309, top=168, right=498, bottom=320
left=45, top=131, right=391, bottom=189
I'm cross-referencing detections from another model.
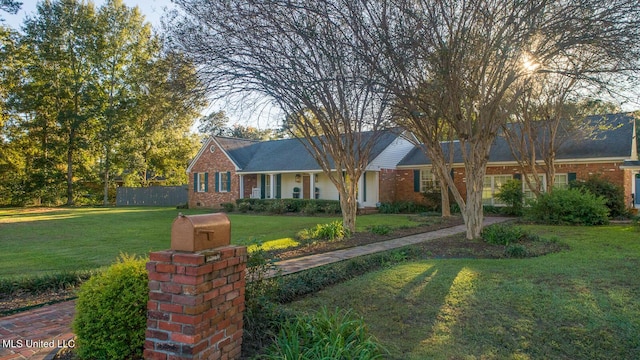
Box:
left=0, top=217, right=511, bottom=359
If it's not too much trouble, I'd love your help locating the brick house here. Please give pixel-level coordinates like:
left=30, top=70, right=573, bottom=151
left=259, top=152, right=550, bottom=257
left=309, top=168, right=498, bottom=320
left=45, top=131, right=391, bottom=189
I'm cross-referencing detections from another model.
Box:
left=396, top=113, right=639, bottom=209
left=188, top=113, right=639, bottom=210
left=186, top=130, right=414, bottom=209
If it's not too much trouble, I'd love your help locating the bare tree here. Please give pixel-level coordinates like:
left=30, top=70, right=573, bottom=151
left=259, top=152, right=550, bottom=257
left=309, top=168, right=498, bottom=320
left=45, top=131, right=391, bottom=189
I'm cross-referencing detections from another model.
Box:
left=501, top=75, right=622, bottom=197
left=168, top=0, right=393, bottom=232
left=353, top=0, right=640, bottom=239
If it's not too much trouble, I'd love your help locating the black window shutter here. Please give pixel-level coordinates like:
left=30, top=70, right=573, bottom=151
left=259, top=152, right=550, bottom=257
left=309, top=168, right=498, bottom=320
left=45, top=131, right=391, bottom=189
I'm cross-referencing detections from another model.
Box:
left=513, top=174, right=522, bottom=181
left=568, top=173, right=577, bottom=182
left=260, top=174, right=266, bottom=198
left=413, top=170, right=421, bottom=192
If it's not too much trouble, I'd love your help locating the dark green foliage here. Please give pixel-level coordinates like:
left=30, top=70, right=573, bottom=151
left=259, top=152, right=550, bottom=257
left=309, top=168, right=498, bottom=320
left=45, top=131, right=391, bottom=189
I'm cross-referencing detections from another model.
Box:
left=262, top=307, right=386, bottom=359
left=220, top=202, right=235, bottom=212
left=297, top=220, right=351, bottom=242
left=243, top=245, right=288, bottom=358
left=378, top=201, right=429, bottom=214
left=482, top=224, right=525, bottom=245
left=0, top=270, right=96, bottom=296
left=73, top=255, right=148, bottom=360
left=369, top=224, right=392, bottom=235
left=570, top=175, right=628, bottom=218
left=526, top=188, right=610, bottom=225
left=483, top=205, right=502, bottom=214
left=495, top=179, right=524, bottom=216
left=234, top=198, right=342, bottom=214
left=303, top=202, right=318, bottom=215
left=505, top=243, right=529, bottom=258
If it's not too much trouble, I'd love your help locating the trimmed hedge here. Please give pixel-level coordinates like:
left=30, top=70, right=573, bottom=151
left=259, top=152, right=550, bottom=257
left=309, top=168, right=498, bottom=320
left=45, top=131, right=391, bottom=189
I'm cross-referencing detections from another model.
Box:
left=235, top=198, right=341, bottom=214
left=525, top=188, right=610, bottom=225
left=73, top=255, right=148, bottom=360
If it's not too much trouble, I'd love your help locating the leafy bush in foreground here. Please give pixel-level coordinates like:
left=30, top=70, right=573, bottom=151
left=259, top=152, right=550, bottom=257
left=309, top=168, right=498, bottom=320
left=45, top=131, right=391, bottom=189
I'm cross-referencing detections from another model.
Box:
left=570, top=175, right=628, bottom=218
left=73, top=254, right=148, bottom=360
left=526, top=188, right=609, bottom=225
left=261, top=307, right=386, bottom=360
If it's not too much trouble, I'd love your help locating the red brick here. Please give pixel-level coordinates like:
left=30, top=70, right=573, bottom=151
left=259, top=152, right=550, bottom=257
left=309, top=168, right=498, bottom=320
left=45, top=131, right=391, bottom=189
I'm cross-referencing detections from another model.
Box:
left=211, top=278, right=227, bottom=289
left=216, top=318, right=231, bottom=331
left=160, top=282, right=183, bottom=294
left=156, top=263, right=177, bottom=273
left=146, top=329, right=169, bottom=341
left=184, top=302, right=211, bottom=315
left=173, top=253, right=205, bottom=265
left=148, top=300, right=159, bottom=311
left=149, top=280, right=161, bottom=291
left=185, top=263, right=213, bottom=276
left=144, top=349, right=168, bottom=360
left=204, top=288, right=220, bottom=302
left=219, top=284, right=233, bottom=296
left=150, top=292, right=172, bottom=302
left=146, top=262, right=157, bottom=272
left=172, top=294, right=203, bottom=306
left=213, top=260, right=228, bottom=271
left=226, top=273, right=240, bottom=284
left=148, top=310, right=171, bottom=321
left=150, top=251, right=174, bottom=262
left=172, top=313, right=203, bottom=326
left=171, top=332, right=202, bottom=344
left=227, top=257, right=240, bottom=266
left=173, top=274, right=203, bottom=286
left=225, top=289, right=240, bottom=302
left=148, top=272, right=171, bottom=282
left=159, top=303, right=183, bottom=314
left=158, top=320, right=182, bottom=332
left=176, top=265, right=186, bottom=274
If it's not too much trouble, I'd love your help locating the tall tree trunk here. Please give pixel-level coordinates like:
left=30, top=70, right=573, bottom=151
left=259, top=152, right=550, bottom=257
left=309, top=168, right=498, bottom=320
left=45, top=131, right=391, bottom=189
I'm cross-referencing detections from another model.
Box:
left=462, top=175, right=485, bottom=239
left=66, top=130, right=74, bottom=206
left=103, top=146, right=110, bottom=206
left=440, top=180, right=451, bottom=217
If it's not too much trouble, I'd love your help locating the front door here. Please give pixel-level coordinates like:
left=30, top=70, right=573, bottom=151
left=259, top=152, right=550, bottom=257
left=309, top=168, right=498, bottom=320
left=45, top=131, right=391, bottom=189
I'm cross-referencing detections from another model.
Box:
left=303, top=175, right=310, bottom=199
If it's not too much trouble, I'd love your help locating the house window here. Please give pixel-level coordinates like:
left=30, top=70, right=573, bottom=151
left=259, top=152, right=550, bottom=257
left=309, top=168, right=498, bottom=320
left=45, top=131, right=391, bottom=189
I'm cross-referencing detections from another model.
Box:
left=215, top=171, right=231, bottom=192
left=554, top=173, right=569, bottom=190
left=482, top=175, right=513, bottom=206
left=420, top=168, right=440, bottom=192
left=194, top=172, right=208, bottom=193
left=220, top=172, right=230, bottom=192
left=523, top=174, right=545, bottom=200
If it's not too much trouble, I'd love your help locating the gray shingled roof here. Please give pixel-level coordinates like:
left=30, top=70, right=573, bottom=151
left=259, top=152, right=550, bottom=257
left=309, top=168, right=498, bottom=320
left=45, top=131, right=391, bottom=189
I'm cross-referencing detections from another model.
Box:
left=217, top=129, right=401, bottom=172
left=398, top=113, right=636, bottom=166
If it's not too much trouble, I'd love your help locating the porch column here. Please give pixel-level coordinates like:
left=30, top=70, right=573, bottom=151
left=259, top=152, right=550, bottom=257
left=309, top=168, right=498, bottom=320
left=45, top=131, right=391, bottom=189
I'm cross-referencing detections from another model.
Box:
left=239, top=174, right=244, bottom=199
left=309, top=172, right=316, bottom=200
left=358, top=172, right=366, bottom=208
left=269, top=174, right=275, bottom=199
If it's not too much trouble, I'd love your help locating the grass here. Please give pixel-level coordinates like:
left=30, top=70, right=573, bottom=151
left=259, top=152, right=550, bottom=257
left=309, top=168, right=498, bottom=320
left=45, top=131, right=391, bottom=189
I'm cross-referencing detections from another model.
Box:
left=288, top=225, right=640, bottom=360
left=0, top=207, right=429, bottom=279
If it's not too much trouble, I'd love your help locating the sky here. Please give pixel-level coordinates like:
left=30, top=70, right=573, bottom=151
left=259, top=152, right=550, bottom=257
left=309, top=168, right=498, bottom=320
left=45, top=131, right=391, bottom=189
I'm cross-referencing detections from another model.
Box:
left=3, top=0, right=175, bottom=31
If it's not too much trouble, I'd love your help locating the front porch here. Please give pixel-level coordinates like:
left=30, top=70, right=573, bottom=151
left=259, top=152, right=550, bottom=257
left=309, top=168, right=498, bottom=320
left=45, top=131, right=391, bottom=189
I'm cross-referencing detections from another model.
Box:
left=237, top=171, right=380, bottom=208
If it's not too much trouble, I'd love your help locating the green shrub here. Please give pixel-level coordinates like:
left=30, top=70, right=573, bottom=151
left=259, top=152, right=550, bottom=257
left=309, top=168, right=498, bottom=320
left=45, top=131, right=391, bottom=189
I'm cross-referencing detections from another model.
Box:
left=303, top=202, right=318, bottom=215
left=314, top=220, right=350, bottom=241
left=322, top=202, right=341, bottom=214
left=495, top=179, right=524, bottom=216
left=378, top=201, right=428, bottom=214
left=268, top=200, right=287, bottom=214
left=243, top=244, right=287, bottom=358
left=526, top=188, right=610, bottom=225
left=221, top=202, right=235, bottom=212
left=73, top=254, right=148, bottom=360
left=262, top=307, right=386, bottom=360
left=570, top=175, right=628, bottom=218
left=0, top=270, right=96, bottom=296
left=505, top=243, right=529, bottom=258
left=481, top=224, right=525, bottom=245
left=238, top=201, right=251, bottom=213
left=369, top=224, right=392, bottom=235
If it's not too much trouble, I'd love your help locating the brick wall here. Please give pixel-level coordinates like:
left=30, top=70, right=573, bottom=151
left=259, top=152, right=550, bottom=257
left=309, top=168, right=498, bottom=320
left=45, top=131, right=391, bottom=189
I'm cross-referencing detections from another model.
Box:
left=378, top=169, right=397, bottom=203
left=189, top=141, right=239, bottom=208
left=145, top=246, right=247, bottom=360
left=395, top=162, right=630, bottom=204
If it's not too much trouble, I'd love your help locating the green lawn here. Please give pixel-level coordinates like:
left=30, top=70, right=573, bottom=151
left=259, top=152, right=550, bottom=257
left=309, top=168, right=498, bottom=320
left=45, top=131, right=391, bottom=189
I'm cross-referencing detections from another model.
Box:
left=288, top=225, right=640, bottom=360
left=0, top=207, right=423, bottom=278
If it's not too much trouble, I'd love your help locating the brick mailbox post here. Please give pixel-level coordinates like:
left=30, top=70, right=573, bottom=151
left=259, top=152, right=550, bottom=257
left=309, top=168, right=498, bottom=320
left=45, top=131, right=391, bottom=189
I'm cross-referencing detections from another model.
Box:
left=145, top=213, right=247, bottom=360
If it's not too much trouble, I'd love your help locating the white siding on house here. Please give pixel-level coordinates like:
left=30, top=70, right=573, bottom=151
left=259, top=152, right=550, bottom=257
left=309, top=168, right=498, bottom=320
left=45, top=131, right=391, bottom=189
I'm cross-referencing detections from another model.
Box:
left=367, top=136, right=414, bottom=170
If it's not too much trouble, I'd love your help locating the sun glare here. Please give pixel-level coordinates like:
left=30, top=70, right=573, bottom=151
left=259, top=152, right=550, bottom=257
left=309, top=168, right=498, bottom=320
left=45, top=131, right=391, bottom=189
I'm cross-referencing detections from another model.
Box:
left=522, top=53, right=540, bottom=72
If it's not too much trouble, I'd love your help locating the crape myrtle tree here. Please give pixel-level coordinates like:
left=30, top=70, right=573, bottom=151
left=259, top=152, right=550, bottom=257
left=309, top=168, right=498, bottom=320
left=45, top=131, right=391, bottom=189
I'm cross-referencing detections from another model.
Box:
left=168, top=0, right=393, bottom=232
left=501, top=74, right=623, bottom=197
left=352, top=0, right=640, bottom=239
